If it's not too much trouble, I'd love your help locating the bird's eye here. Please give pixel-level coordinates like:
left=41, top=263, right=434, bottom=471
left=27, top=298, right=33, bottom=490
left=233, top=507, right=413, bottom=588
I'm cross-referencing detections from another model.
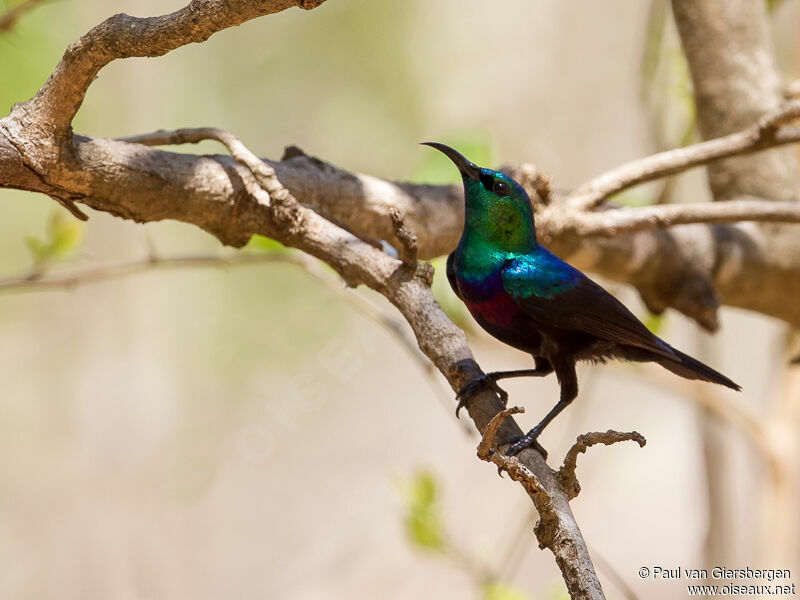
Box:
left=493, top=180, right=510, bottom=196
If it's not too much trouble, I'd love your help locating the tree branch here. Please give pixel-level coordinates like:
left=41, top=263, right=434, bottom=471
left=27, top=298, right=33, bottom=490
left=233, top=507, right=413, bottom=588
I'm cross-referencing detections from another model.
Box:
left=39, top=113, right=601, bottom=592
left=24, top=0, right=326, bottom=134
left=556, top=197, right=800, bottom=237
left=566, top=101, right=800, bottom=210
left=557, top=432, right=646, bottom=501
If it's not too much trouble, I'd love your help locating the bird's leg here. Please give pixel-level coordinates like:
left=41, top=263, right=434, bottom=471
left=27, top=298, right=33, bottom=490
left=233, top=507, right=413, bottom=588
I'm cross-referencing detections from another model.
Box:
left=455, top=360, right=553, bottom=418
left=502, top=360, right=577, bottom=459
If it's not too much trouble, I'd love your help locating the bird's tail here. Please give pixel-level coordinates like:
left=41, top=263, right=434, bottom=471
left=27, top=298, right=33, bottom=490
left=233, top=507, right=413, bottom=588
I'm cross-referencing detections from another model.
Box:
left=657, top=346, right=741, bottom=391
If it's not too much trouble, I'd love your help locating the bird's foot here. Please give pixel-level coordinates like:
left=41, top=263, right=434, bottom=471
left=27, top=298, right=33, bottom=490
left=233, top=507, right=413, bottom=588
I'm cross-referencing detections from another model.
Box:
left=502, top=427, right=548, bottom=459
left=455, top=373, right=509, bottom=418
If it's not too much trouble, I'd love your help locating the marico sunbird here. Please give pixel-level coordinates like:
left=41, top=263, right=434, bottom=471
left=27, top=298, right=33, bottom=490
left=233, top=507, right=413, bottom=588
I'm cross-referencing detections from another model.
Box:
left=423, top=142, right=740, bottom=457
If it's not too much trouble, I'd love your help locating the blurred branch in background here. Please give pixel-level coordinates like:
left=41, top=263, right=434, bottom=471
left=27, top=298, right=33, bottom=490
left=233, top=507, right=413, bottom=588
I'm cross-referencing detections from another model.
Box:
left=0, top=238, right=464, bottom=417
left=671, top=0, right=800, bottom=579
left=0, top=0, right=50, bottom=33
left=639, top=0, right=696, bottom=206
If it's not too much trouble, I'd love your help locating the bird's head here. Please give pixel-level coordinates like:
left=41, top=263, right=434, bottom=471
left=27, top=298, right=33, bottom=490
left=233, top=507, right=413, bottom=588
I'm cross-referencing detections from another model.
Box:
left=422, top=142, right=537, bottom=252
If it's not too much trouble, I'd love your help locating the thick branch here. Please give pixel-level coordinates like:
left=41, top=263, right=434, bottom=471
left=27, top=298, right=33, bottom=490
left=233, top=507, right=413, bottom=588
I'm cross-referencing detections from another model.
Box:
left=6, top=125, right=800, bottom=332
left=122, top=131, right=463, bottom=258
left=63, top=125, right=601, bottom=596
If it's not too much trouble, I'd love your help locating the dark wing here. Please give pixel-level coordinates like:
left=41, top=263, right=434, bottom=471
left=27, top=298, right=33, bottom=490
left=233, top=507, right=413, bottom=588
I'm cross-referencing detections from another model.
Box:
left=501, top=258, right=673, bottom=359
left=446, top=252, right=464, bottom=300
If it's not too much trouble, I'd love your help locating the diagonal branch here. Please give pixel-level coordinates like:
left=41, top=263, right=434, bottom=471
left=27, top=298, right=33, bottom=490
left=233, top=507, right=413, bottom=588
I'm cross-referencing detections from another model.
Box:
left=566, top=100, right=800, bottom=210
left=116, top=125, right=606, bottom=598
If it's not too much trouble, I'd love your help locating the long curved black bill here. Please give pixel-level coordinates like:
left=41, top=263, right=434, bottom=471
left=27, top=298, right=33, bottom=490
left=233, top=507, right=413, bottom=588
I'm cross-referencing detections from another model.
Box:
left=421, top=142, right=481, bottom=180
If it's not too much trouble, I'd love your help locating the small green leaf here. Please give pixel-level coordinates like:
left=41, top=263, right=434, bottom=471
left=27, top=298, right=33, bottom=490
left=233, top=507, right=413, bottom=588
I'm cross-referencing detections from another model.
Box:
left=244, top=234, right=287, bottom=253
left=25, top=209, right=84, bottom=267
left=47, top=210, right=83, bottom=256
left=643, top=312, right=665, bottom=336
left=482, top=581, right=534, bottom=600
left=398, top=469, right=445, bottom=552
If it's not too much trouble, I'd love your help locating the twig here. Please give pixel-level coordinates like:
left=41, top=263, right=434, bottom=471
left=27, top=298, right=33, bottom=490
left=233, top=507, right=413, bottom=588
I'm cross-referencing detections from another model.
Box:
left=0, top=249, right=434, bottom=367
left=567, top=100, right=800, bottom=210
left=388, top=207, right=418, bottom=267
left=557, top=431, right=646, bottom=500
left=0, top=252, right=286, bottom=292
left=121, top=127, right=294, bottom=207
left=477, top=407, right=550, bottom=501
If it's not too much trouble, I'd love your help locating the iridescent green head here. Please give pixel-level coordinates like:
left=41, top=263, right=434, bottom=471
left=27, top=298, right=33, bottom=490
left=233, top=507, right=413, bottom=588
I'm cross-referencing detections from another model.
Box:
left=422, top=142, right=537, bottom=253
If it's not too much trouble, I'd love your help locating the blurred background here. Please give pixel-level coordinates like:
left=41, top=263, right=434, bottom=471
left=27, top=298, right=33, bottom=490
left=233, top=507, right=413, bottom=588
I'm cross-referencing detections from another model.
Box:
left=1, top=0, right=799, bottom=598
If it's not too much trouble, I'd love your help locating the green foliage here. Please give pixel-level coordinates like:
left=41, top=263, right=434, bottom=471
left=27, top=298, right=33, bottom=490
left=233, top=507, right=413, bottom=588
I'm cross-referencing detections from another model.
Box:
left=25, top=208, right=83, bottom=268
left=398, top=469, right=445, bottom=552
left=482, top=581, right=535, bottom=600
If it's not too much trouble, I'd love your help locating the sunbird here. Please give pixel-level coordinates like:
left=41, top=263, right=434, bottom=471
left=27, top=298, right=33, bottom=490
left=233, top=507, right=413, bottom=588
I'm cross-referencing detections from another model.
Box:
left=423, top=142, right=740, bottom=457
